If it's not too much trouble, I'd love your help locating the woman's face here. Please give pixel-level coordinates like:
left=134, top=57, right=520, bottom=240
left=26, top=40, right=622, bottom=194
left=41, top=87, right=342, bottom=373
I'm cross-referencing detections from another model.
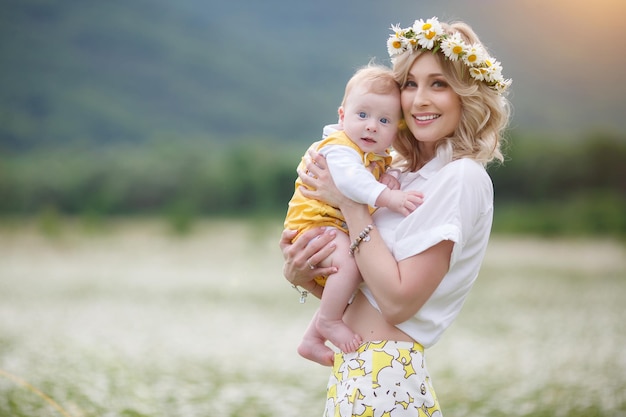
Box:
left=400, top=53, right=462, bottom=153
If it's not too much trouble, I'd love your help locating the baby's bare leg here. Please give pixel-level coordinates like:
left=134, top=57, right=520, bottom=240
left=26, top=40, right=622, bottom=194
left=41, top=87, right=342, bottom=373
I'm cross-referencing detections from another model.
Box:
left=315, top=232, right=362, bottom=353
left=297, top=309, right=335, bottom=366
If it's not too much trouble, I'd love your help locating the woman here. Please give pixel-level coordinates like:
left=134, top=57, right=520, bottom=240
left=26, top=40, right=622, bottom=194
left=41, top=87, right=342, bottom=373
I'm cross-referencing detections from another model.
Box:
left=280, top=17, right=511, bottom=416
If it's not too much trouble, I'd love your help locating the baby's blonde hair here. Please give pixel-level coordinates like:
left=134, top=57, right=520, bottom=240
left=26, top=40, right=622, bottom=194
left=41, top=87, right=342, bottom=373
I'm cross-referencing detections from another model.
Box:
left=392, top=21, right=511, bottom=171
left=341, top=64, right=400, bottom=107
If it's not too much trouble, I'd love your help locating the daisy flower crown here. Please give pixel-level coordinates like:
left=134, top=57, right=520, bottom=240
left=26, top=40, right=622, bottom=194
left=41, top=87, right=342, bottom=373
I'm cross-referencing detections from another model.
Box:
left=387, top=17, right=511, bottom=94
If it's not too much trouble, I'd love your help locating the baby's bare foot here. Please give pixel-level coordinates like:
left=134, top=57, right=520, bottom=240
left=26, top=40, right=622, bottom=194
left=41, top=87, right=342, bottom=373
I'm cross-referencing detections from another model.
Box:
left=317, top=317, right=362, bottom=353
left=298, top=336, right=335, bottom=366
left=342, top=334, right=363, bottom=353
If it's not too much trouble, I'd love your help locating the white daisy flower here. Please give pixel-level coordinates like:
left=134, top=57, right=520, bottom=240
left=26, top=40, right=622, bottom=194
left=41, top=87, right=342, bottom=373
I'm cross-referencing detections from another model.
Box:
left=413, top=17, right=443, bottom=49
left=440, top=32, right=466, bottom=61
left=469, top=67, right=486, bottom=81
left=387, top=35, right=407, bottom=56
left=390, top=23, right=405, bottom=38
left=494, top=78, right=512, bottom=93
left=412, top=19, right=426, bottom=33
left=483, top=59, right=503, bottom=83
left=463, top=43, right=487, bottom=67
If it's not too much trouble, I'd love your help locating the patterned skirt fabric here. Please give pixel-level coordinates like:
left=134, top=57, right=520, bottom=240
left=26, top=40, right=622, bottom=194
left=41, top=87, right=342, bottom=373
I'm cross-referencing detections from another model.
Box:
left=324, top=341, right=442, bottom=417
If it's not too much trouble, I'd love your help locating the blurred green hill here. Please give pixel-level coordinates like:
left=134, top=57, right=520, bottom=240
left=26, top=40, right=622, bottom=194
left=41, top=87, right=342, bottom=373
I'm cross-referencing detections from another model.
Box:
left=2, top=0, right=626, bottom=151
left=0, top=0, right=406, bottom=149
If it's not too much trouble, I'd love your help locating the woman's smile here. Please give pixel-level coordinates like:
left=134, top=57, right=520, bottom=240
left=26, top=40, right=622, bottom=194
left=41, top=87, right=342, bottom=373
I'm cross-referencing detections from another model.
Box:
left=413, top=113, right=441, bottom=123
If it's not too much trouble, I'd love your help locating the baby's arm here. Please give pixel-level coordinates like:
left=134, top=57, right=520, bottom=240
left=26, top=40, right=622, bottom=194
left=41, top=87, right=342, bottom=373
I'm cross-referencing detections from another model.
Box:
left=324, top=146, right=423, bottom=216
left=375, top=188, right=424, bottom=217
left=323, top=146, right=388, bottom=206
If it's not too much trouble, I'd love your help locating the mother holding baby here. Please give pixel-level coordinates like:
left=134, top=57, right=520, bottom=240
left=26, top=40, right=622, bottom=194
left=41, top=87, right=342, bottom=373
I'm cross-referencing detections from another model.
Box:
left=280, top=16, right=511, bottom=416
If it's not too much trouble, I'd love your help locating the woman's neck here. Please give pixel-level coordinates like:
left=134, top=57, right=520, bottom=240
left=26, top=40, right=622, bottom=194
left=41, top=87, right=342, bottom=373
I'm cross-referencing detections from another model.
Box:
left=417, top=143, right=436, bottom=168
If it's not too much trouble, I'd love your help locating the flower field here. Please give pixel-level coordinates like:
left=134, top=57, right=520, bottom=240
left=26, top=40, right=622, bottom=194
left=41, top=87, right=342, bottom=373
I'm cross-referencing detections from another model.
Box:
left=0, top=220, right=624, bottom=417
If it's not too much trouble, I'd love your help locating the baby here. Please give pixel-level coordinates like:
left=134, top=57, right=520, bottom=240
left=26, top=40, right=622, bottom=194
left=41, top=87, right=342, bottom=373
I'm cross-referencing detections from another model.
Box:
left=284, top=64, right=423, bottom=365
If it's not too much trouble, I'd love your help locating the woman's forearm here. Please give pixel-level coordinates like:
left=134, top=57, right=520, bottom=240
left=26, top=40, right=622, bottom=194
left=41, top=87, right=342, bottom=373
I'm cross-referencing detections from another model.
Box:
left=339, top=200, right=452, bottom=324
left=339, top=201, right=405, bottom=316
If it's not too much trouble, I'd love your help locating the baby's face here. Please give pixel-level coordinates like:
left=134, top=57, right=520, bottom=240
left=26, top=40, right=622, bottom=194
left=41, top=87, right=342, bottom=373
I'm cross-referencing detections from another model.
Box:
left=340, top=86, right=401, bottom=154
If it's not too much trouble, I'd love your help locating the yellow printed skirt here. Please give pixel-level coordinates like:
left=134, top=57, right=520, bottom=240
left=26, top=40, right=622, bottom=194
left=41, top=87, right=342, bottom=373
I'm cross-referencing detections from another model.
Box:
left=325, top=341, right=442, bottom=417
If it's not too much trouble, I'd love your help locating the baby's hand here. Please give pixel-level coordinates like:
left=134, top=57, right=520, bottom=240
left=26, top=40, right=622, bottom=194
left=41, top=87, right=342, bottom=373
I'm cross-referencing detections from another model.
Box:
left=384, top=190, right=424, bottom=216
left=379, top=172, right=400, bottom=190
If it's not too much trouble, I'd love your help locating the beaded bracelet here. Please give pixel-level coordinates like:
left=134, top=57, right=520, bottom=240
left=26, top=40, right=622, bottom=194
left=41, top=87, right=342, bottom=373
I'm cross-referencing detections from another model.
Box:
left=349, top=224, right=374, bottom=256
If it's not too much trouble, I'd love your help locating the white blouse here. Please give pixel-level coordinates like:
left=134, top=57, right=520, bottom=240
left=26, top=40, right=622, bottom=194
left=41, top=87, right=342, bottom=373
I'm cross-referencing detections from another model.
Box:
left=361, top=154, right=494, bottom=348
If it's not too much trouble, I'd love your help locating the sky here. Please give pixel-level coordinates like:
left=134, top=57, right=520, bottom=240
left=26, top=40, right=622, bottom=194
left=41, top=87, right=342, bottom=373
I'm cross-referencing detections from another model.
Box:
left=433, top=0, right=626, bottom=135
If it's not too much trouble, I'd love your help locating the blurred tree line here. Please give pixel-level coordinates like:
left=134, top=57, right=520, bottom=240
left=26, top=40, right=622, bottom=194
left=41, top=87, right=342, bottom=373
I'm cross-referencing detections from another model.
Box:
left=1, top=131, right=625, bottom=238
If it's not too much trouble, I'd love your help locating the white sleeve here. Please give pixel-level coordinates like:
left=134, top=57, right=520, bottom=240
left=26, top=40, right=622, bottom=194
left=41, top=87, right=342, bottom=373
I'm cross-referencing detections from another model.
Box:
left=319, top=145, right=388, bottom=207
left=392, top=159, right=493, bottom=263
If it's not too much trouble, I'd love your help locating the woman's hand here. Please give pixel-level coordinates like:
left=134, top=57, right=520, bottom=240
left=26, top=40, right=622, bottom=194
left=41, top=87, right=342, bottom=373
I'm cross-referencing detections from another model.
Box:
left=279, top=227, right=338, bottom=289
left=297, top=150, right=351, bottom=209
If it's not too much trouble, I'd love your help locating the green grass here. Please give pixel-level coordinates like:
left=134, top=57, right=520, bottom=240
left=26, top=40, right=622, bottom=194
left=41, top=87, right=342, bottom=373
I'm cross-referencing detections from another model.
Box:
left=0, top=220, right=625, bottom=416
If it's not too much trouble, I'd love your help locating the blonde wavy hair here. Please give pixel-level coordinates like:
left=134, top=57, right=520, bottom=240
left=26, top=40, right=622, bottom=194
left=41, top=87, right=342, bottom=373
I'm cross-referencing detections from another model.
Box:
left=391, top=21, right=511, bottom=171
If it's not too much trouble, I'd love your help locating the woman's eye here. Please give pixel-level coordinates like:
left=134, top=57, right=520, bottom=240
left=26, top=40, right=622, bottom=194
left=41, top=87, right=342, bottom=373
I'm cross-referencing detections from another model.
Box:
left=403, top=80, right=417, bottom=89
left=433, top=80, right=448, bottom=88
left=358, top=112, right=367, bottom=118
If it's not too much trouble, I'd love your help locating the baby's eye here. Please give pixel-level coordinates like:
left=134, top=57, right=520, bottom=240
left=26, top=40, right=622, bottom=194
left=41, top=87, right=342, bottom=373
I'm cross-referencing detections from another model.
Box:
left=358, top=112, right=367, bottom=119
left=380, top=117, right=390, bottom=124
